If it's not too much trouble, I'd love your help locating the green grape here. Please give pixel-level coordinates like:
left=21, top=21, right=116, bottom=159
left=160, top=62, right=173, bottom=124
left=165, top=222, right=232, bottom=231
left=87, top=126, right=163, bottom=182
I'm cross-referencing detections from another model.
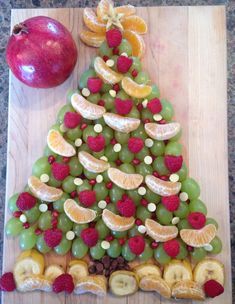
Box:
left=78, top=143, right=90, bottom=153
left=130, top=56, right=142, bottom=72
left=136, top=206, right=151, bottom=222
left=50, top=123, right=61, bottom=133
left=32, top=157, right=51, bottom=178
left=105, top=145, right=118, bottom=162
left=66, top=138, right=76, bottom=149
left=66, top=127, right=82, bottom=141
left=128, top=226, right=141, bottom=237
left=189, top=199, right=207, bottom=215
left=115, top=131, right=130, bottom=145
left=95, top=117, right=106, bottom=127
left=95, top=219, right=110, bottom=239
left=36, top=234, right=51, bottom=254
left=153, top=156, right=170, bottom=176
left=165, top=142, right=182, bottom=156
left=69, top=157, right=83, bottom=177
left=73, top=223, right=89, bottom=237
left=131, top=125, right=147, bottom=140
left=176, top=163, right=188, bottom=182
left=90, top=204, right=101, bottom=217
left=174, top=202, right=189, bottom=219
left=119, top=146, right=134, bottom=163
left=66, top=89, right=78, bottom=102
left=107, top=239, right=122, bottom=258
left=54, top=236, right=72, bottom=255
left=25, top=204, right=41, bottom=224
left=94, top=183, right=108, bottom=201
left=93, top=151, right=104, bottom=159
left=44, top=145, right=57, bottom=157
left=141, top=108, right=153, bottom=121
left=101, top=83, right=112, bottom=93
left=72, top=238, right=88, bottom=258
left=127, top=189, right=141, bottom=205
left=38, top=211, right=52, bottom=230
left=99, top=41, right=113, bottom=57
left=156, top=204, right=173, bottom=225
left=62, top=176, right=76, bottom=193
left=116, top=90, right=130, bottom=100
left=135, top=71, right=149, bottom=85
left=206, top=218, right=219, bottom=229
left=210, top=236, right=222, bottom=254
left=84, top=169, right=97, bottom=180
left=77, top=180, right=92, bottom=192
left=106, top=203, right=117, bottom=213
left=139, top=244, right=153, bottom=261
left=57, top=213, right=73, bottom=233
left=147, top=84, right=160, bottom=99
left=89, top=57, right=96, bottom=68
left=176, top=242, right=188, bottom=259
left=122, top=242, right=136, bottom=261
left=101, top=93, right=114, bottom=110
left=119, top=39, right=132, bottom=56
left=119, top=163, right=135, bottom=174
left=112, top=230, right=127, bottom=239
left=53, top=192, right=70, bottom=213
left=6, top=218, right=23, bottom=237
left=181, top=178, right=200, bottom=200
left=102, top=126, right=113, bottom=145
left=8, top=193, right=19, bottom=213
left=128, top=106, right=140, bottom=119
left=79, top=69, right=96, bottom=89
left=87, top=93, right=101, bottom=104
left=154, top=244, right=171, bottom=265
left=111, top=55, right=118, bottom=70
left=19, top=227, right=37, bottom=250
left=170, top=128, right=182, bottom=142
left=190, top=247, right=207, bottom=262
left=136, top=163, right=153, bottom=177
left=82, top=125, right=97, bottom=142
left=177, top=219, right=191, bottom=230
left=136, top=147, right=149, bottom=161
left=150, top=141, right=165, bottom=157
left=57, top=104, right=74, bottom=124
left=48, top=174, right=62, bottom=188
left=90, top=240, right=105, bottom=259
left=160, top=99, right=174, bottom=121
left=144, top=189, right=161, bottom=204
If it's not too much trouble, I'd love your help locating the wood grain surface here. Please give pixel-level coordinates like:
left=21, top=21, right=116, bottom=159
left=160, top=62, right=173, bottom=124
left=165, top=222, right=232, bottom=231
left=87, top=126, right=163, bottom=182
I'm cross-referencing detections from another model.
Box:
left=2, top=6, right=231, bottom=304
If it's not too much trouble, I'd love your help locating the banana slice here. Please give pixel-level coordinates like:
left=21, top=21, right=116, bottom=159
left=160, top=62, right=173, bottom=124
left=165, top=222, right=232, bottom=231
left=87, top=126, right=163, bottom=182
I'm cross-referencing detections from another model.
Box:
left=64, top=199, right=97, bottom=224
left=103, top=113, right=140, bottom=133
left=67, top=260, right=88, bottom=284
left=145, top=175, right=181, bottom=196
left=71, top=92, right=106, bottom=120
left=193, top=258, right=224, bottom=286
left=145, top=122, right=181, bottom=141
left=145, top=218, right=178, bottom=242
left=17, top=275, right=52, bottom=292
left=163, top=260, right=192, bottom=288
left=78, top=151, right=110, bottom=173
left=171, top=280, right=205, bottom=300
left=139, top=275, right=171, bottom=299
left=74, top=275, right=107, bottom=296
left=47, top=129, right=76, bottom=157
left=28, top=176, right=63, bottom=202
left=133, top=264, right=161, bottom=280
left=108, top=167, right=143, bottom=190
left=180, top=224, right=217, bottom=247
left=109, top=270, right=138, bottom=296
left=102, top=209, right=135, bottom=231
left=44, top=264, right=64, bottom=282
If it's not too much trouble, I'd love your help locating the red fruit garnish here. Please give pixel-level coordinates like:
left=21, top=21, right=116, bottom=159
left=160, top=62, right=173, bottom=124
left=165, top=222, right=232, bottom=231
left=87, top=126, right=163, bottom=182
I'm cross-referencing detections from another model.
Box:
left=187, top=212, right=206, bottom=229
left=16, top=192, right=37, bottom=211
left=62, top=156, right=70, bottom=163
left=98, top=99, right=105, bottom=106
left=87, top=77, right=103, bottom=93
left=187, top=245, right=194, bottom=252
left=48, top=155, right=55, bottom=164
left=131, top=69, right=138, bottom=78
left=70, top=191, right=77, bottom=198
left=64, top=112, right=81, bottom=129
left=80, top=123, right=87, bottom=130
left=23, top=222, right=30, bottom=229
left=51, top=162, right=70, bottom=181
left=117, top=197, right=136, bottom=217
left=128, top=137, right=144, bottom=153
left=105, top=196, right=111, bottom=204
left=117, top=55, right=133, bottom=73
left=151, top=241, right=159, bottom=249
left=44, top=228, right=63, bottom=248
left=132, top=158, right=140, bottom=165
left=79, top=190, right=96, bottom=207
left=0, top=272, right=16, bottom=292
left=89, top=179, right=96, bottom=186
left=144, top=118, right=151, bottom=123
left=135, top=218, right=142, bottom=226
left=103, top=55, right=109, bottom=62
left=119, top=238, right=126, bottom=245
left=81, top=227, right=99, bottom=247
left=153, top=171, right=159, bottom=177
left=115, top=159, right=122, bottom=166
left=52, top=210, right=59, bottom=218
left=113, top=47, right=119, bottom=55
left=147, top=98, right=162, bottom=114
left=87, top=134, right=105, bottom=152
left=111, top=138, right=117, bottom=145
left=114, top=98, right=133, bottom=115
left=137, top=103, right=143, bottom=112
left=128, top=235, right=145, bottom=255
left=164, top=155, right=183, bottom=173
left=163, top=239, right=180, bottom=257
left=13, top=211, right=22, bottom=218
left=105, top=235, right=114, bottom=242
left=106, top=28, right=122, bottom=48
left=204, top=280, right=224, bottom=298
left=162, top=195, right=180, bottom=212
left=159, top=119, right=166, bottom=124
left=52, top=273, right=74, bottom=293
left=106, top=182, right=113, bottom=189
left=140, top=199, right=148, bottom=207
left=160, top=175, right=169, bottom=181
left=113, top=83, right=120, bottom=92
left=35, top=228, right=42, bottom=235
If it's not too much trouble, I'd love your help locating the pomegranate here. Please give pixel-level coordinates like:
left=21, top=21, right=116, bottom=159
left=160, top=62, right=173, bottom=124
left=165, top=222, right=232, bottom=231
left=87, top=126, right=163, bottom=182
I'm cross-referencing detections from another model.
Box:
left=6, top=16, right=78, bottom=88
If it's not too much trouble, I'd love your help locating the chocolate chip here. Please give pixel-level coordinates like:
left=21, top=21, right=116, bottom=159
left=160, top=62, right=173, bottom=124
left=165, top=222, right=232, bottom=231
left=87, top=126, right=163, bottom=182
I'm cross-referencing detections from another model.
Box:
left=88, top=265, right=96, bottom=274
left=102, top=255, right=111, bottom=269
left=95, top=262, right=104, bottom=273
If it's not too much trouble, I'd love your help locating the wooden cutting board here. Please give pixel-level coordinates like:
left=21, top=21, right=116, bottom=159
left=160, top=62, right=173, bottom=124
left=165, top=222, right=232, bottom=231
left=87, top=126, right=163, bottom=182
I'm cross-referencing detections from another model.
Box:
left=2, top=6, right=232, bottom=304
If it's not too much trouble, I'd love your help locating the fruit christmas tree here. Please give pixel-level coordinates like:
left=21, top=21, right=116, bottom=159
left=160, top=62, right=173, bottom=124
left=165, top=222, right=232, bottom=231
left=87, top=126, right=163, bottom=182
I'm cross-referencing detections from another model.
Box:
left=2, top=0, right=225, bottom=300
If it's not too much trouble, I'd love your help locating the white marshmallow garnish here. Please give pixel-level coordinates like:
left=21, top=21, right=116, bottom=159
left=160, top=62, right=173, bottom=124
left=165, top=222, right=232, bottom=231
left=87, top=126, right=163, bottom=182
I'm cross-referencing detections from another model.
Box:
left=109, top=89, right=116, bottom=98
left=142, top=99, right=148, bottom=108
left=203, top=244, right=213, bottom=252
left=98, top=200, right=107, bottom=209
left=153, top=114, right=162, bottom=122
left=82, top=88, right=90, bottom=97
left=39, top=203, right=48, bottom=213
left=179, top=192, right=189, bottom=202
left=59, top=124, right=67, bottom=133
left=169, top=174, right=179, bottom=183
left=94, top=124, right=103, bottom=133
left=96, top=175, right=103, bottom=183
left=66, top=231, right=75, bottom=241
left=147, top=203, right=156, bottom=212
left=144, top=156, right=153, bottom=165
left=106, top=59, right=115, bottom=67
left=75, top=138, right=82, bottom=147
left=121, top=52, right=128, bottom=57
left=172, top=217, right=180, bottom=225
left=19, top=214, right=27, bottom=223
left=74, top=178, right=83, bottom=186
left=145, top=138, right=154, bottom=148
left=101, top=240, right=110, bottom=250
left=100, top=156, right=108, bottom=162
left=40, top=174, right=49, bottom=183
left=138, top=225, right=147, bottom=234
left=113, top=143, right=122, bottom=152
left=138, top=186, right=146, bottom=196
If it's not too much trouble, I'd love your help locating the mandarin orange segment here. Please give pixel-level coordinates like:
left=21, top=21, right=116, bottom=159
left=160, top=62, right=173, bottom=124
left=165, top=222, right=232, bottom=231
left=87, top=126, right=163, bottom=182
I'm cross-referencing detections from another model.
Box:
left=74, top=275, right=107, bottom=296
left=78, top=151, right=110, bottom=173
left=97, top=0, right=113, bottom=21
left=94, top=56, right=123, bottom=84
left=145, top=218, right=178, bottom=242
left=171, top=280, right=205, bottom=300
left=102, top=209, right=135, bottom=231
left=107, top=167, right=143, bottom=190
left=103, top=113, right=140, bottom=133
left=121, top=15, right=147, bottom=34
left=80, top=30, right=105, bottom=47
left=123, top=30, right=145, bottom=57
left=115, top=5, right=136, bottom=17
left=122, top=76, right=151, bottom=98
left=139, top=275, right=171, bottom=299
left=145, top=175, right=181, bottom=196
left=47, top=129, right=76, bottom=157
left=83, top=8, right=106, bottom=33
left=64, top=199, right=97, bottom=224
left=180, top=224, right=217, bottom=247
left=145, top=122, right=181, bottom=141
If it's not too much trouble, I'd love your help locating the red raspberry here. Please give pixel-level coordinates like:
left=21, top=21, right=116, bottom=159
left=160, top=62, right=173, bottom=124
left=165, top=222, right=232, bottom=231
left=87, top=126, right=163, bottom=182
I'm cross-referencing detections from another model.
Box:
left=64, top=112, right=81, bottom=129
left=44, top=228, right=63, bottom=248
left=51, top=162, right=70, bottom=181
left=81, top=227, right=99, bottom=247
left=0, top=272, right=16, bottom=292
left=163, top=239, right=180, bottom=257
left=117, top=56, right=133, bottom=73
left=114, top=98, right=133, bottom=115
left=52, top=273, right=74, bottom=293
left=187, top=212, right=206, bottom=229
left=79, top=190, right=96, bottom=207
left=204, top=280, right=224, bottom=298
left=16, top=192, right=37, bottom=211
left=128, top=137, right=144, bottom=153
left=164, top=155, right=183, bottom=173
left=147, top=98, right=162, bottom=114
left=128, top=235, right=145, bottom=255
left=131, top=69, right=138, bottom=78
left=106, top=28, right=122, bottom=48
left=117, top=197, right=136, bottom=217
left=162, top=195, right=180, bottom=212
left=87, top=77, right=103, bottom=93
left=87, top=134, right=105, bottom=152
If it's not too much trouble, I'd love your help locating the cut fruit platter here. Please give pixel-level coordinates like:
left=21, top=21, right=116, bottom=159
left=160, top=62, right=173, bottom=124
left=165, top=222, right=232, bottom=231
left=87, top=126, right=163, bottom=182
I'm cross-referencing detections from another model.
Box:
left=2, top=1, right=232, bottom=303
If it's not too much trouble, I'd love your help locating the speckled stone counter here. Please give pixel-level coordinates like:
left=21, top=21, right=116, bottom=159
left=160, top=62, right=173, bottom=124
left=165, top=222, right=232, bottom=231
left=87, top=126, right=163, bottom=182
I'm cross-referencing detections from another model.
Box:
left=0, top=0, right=234, bottom=302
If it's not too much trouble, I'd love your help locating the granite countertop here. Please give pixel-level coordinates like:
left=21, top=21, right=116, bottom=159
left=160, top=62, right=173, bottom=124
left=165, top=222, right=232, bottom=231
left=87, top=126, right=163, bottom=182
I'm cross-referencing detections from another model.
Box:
left=0, top=0, right=234, bottom=301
